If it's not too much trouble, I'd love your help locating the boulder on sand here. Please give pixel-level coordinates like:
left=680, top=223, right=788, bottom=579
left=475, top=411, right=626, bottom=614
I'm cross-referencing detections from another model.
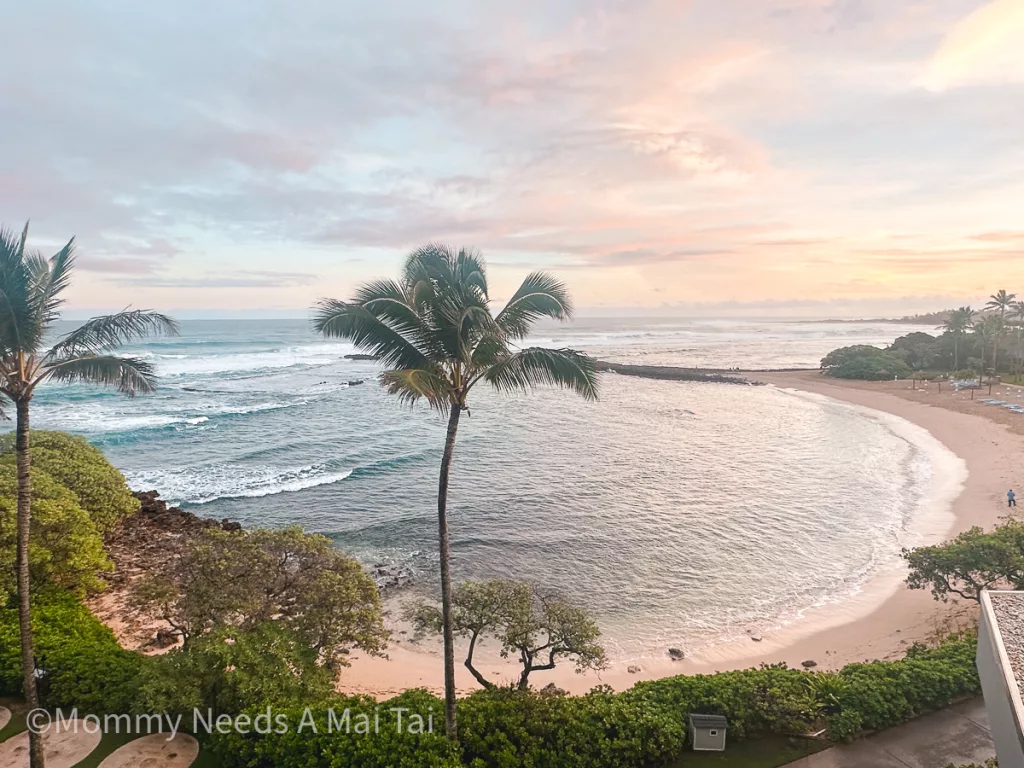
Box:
left=668, top=648, right=684, bottom=660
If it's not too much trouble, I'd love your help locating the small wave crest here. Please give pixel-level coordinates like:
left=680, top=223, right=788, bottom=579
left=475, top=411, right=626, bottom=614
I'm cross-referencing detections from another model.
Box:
left=128, top=462, right=355, bottom=506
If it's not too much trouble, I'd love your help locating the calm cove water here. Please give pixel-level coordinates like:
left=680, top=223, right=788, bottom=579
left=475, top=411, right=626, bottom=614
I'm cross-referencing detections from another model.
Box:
left=18, top=317, right=955, bottom=659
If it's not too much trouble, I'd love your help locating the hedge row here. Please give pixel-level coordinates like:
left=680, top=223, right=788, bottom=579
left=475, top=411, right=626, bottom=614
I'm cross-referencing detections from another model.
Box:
left=0, top=594, right=982, bottom=767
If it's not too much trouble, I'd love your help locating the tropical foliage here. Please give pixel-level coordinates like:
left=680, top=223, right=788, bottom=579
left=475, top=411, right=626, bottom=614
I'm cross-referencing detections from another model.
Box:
left=136, top=622, right=337, bottom=716
left=0, top=221, right=177, bottom=767
left=0, top=591, right=980, bottom=766
left=407, top=579, right=608, bottom=690
left=0, top=459, right=111, bottom=600
left=0, top=431, right=140, bottom=532
left=313, top=244, right=599, bottom=738
left=819, top=345, right=911, bottom=380
left=903, top=520, right=1024, bottom=601
left=133, top=525, right=388, bottom=661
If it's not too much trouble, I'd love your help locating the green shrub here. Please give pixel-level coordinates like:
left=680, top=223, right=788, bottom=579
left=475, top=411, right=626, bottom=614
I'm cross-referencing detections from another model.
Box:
left=136, top=622, right=336, bottom=717
left=621, top=664, right=816, bottom=740
left=819, top=345, right=912, bottom=380
left=458, top=686, right=684, bottom=768
left=0, top=460, right=112, bottom=601
left=5, top=591, right=980, bottom=765
left=207, top=689, right=459, bottom=768
left=0, top=590, right=143, bottom=712
left=826, top=632, right=979, bottom=740
left=17, top=431, right=140, bottom=532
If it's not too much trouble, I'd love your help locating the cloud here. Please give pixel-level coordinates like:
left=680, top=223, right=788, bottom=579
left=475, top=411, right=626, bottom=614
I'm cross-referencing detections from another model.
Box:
left=924, top=0, right=1024, bottom=90
left=2, top=0, right=1024, bottom=310
left=118, top=271, right=318, bottom=289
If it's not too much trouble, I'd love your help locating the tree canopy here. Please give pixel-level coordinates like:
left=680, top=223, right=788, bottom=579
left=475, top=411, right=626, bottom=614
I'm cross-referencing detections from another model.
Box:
left=0, top=431, right=138, bottom=533
left=134, top=525, right=388, bottom=665
left=819, top=345, right=911, bottom=380
left=0, top=430, right=140, bottom=603
left=903, top=521, right=1024, bottom=602
left=0, top=460, right=110, bottom=602
left=408, top=579, right=607, bottom=690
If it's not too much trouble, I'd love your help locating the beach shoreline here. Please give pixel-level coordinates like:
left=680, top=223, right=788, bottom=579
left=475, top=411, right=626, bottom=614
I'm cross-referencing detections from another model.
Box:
left=336, top=372, right=1024, bottom=698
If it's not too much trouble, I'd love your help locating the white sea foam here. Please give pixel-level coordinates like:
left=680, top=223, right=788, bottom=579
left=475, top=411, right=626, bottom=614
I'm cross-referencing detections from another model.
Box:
left=127, top=463, right=354, bottom=505
left=153, top=343, right=357, bottom=377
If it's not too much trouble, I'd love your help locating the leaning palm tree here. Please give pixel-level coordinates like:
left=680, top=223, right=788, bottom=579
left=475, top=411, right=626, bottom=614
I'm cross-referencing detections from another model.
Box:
left=940, top=306, right=975, bottom=373
left=313, top=244, right=598, bottom=740
left=0, top=223, right=178, bottom=768
left=986, top=290, right=1016, bottom=374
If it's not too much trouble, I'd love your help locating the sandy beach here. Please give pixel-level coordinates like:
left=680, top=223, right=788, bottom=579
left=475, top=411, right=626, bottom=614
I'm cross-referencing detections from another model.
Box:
left=336, top=372, right=1024, bottom=698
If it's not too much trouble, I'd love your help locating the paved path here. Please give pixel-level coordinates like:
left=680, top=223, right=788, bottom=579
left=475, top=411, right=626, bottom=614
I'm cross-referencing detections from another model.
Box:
left=786, top=699, right=995, bottom=768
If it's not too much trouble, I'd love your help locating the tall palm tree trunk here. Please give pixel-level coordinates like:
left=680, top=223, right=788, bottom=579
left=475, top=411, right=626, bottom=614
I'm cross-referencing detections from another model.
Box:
left=16, top=398, right=45, bottom=768
left=437, top=403, right=462, bottom=741
left=953, top=336, right=959, bottom=374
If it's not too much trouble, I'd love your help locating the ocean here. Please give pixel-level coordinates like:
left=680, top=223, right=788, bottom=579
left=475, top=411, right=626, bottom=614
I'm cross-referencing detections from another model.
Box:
left=19, top=317, right=956, bottom=659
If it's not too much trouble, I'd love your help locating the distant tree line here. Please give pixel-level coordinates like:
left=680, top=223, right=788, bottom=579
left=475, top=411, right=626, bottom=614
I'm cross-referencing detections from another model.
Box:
left=822, top=291, right=1024, bottom=380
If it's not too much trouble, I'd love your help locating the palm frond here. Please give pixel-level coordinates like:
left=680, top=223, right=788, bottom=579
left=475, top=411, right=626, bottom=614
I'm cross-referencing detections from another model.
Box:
left=43, top=354, right=159, bottom=396
left=495, top=272, right=574, bottom=340
left=0, top=223, right=37, bottom=355
left=31, top=237, right=76, bottom=329
left=485, top=347, right=598, bottom=400
left=352, top=279, right=442, bottom=358
left=46, top=309, right=179, bottom=360
left=378, top=367, right=455, bottom=413
left=400, top=244, right=496, bottom=363
left=312, top=299, right=429, bottom=369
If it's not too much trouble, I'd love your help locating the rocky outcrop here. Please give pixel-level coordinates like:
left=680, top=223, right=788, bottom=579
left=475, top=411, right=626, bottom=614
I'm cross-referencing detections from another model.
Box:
left=344, top=354, right=377, bottom=361
left=668, top=647, right=684, bottom=660
left=596, top=361, right=765, bottom=386
left=371, top=562, right=414, bottom=592
left=132, top=490, right=239, bottom=533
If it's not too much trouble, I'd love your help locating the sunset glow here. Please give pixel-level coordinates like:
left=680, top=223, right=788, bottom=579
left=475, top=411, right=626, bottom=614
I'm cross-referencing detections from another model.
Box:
left=3, top=0, right=1023, bottom=313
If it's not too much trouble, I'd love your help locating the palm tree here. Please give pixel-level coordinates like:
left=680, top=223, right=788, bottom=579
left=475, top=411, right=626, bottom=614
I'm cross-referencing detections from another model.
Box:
left=1013, top=301, right=1024, bottom=377
left=0, top=223, right=178, bottom=768
left=974, top=315, right=1004, bottom=385
left=986, top=290, right=1016, bottom=374
left=940, top=306, right=975, bottom=373
left=313, top=244, right=598, bottom=740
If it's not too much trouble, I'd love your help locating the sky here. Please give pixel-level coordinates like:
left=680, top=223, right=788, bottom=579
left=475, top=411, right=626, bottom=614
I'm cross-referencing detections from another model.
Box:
left=3, top=0, right=1024, bottom=317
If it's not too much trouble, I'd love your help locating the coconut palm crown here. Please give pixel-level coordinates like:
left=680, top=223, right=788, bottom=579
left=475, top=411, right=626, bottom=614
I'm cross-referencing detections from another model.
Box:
left=940, top=306, right=974, bottom=373
left=313, top=244, right=598, bottom=740
left=314, top=244, right=598, bottom=410
left=0, top=222, right=178, bottom=768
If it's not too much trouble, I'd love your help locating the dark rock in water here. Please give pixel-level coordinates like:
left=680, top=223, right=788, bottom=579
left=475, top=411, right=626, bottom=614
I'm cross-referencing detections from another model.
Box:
left=627, top=665, right=642, bottom=674
left=131, top=490, right=239, bottom=534
left=348, top=379, right=365, bottom=386
left=344, top=354, right=377, bottom=361
left=539, top=683, right=567, bottom=696
left=371, top=562, right=414, bottom=591
left=801, top=660, right=818, bottom=668
left=668, top=647, right=684, bottom=660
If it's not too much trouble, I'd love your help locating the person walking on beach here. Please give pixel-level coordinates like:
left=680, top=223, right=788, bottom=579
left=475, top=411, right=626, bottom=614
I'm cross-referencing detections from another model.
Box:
left=1009, top=489, right=1017, bottom=508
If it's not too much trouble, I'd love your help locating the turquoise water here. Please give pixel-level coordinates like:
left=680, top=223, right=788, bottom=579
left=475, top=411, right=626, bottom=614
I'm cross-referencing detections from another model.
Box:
left=19, top=317, right=946, bottom=657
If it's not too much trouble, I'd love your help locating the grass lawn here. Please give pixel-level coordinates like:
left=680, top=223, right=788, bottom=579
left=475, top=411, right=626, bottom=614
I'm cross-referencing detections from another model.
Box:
left=0, top=699, right=26, bottom=744
left=667, top=736, right=828, bottom=768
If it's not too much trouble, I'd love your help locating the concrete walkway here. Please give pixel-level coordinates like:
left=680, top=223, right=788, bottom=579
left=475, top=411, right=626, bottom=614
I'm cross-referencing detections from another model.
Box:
left=786, top=699, right=995, bottom=768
